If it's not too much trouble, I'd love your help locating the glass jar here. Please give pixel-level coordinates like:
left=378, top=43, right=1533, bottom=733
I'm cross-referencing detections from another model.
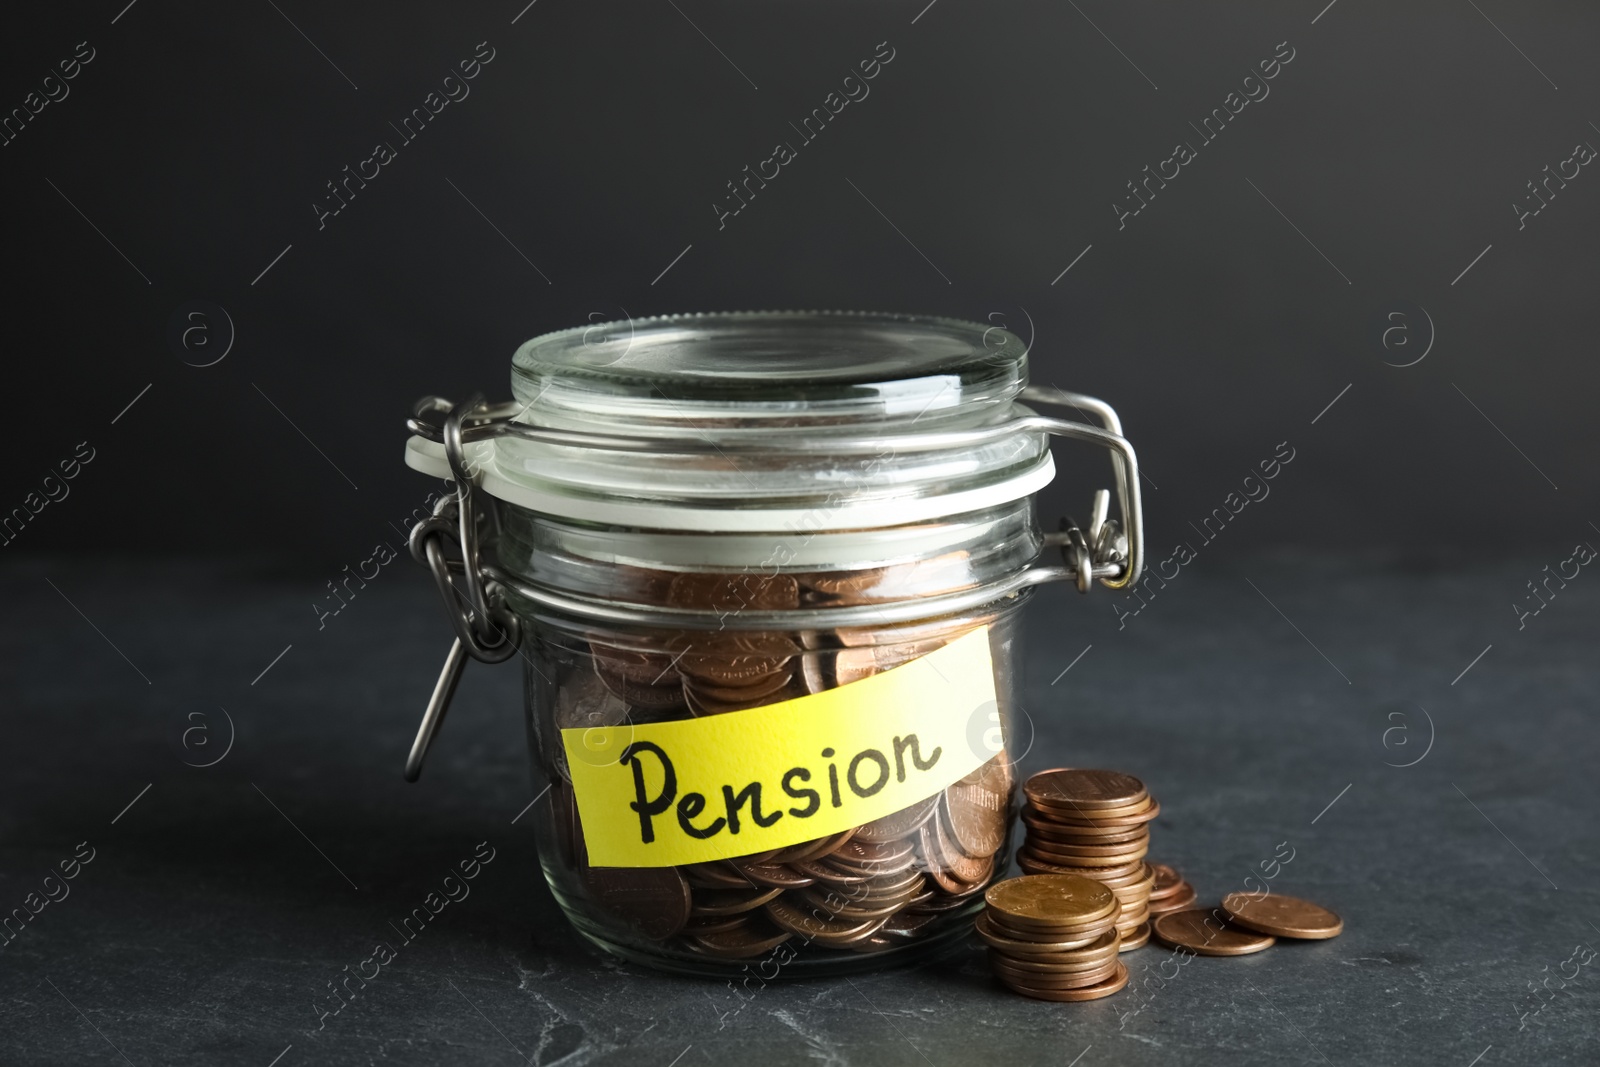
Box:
left=400, top=311, right=1144, bottom=978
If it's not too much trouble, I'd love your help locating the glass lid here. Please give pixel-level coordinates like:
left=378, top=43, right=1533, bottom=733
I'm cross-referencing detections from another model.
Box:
left=510, top=310, right=1027, bottom=428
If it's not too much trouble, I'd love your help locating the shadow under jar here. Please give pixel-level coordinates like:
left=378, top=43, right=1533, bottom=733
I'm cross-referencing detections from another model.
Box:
left=400, top=311, right=1144, bottom=978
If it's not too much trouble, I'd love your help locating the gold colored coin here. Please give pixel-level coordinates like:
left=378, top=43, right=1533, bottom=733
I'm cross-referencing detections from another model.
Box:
left=1148, top=884, right=1197, bottom=915
left=1016, top=852, right=1146, bottom=882
left=987, top=930, right=1120, bottom=970
left=984, top=875, right=1117, bottom=928
left=1026, top=798, right=1161, bottom=825
left=992, top=957, right=1121, bottom=990
left=1025, top=769, right=1148, bottom=811
left=1221, top=893, right=1344, bottom=940
left=1118, top=922, right=1151, bottom=952
left=1000, top=962, right=1129, bottom=1002
left=987, top=900, right=1120, bottom=940
left=1151, top=909, right=1276, bottom=956
left=973, top=913, right=1106, bottom=954
left=1149, top=863, right=1184, bottom=899
left=1025, top=839, right=1150, bottom=862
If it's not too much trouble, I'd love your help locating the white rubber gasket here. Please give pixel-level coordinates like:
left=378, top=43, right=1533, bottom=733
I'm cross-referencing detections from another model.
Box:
left=404, top=435, right=1054, bottom=534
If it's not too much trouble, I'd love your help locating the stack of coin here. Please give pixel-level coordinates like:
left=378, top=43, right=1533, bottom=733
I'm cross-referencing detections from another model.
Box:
left=1146, top=863, right=1197, bottom=917
left=976, top=874, right=1129, bottom=1001
left=545, top=598, right=1017, bottom=963
left=1017, top=769, right=1160, bottom=951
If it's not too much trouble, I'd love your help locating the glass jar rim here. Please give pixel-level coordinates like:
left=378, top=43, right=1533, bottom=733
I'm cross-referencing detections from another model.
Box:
left=510, top=310, right=1027, bottom=423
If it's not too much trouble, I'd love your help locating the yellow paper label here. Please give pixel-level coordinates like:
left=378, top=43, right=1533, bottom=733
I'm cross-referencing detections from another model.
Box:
left=563, top=626, right=1001, bottom=867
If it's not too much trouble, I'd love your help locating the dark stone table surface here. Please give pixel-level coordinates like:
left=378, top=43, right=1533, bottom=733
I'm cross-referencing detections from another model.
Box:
left=2, top=553, right=1595, bottom=1066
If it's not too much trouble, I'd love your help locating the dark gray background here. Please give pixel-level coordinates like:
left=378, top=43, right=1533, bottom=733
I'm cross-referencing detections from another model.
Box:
left=4, top=3, right=1599, bottom=1066
left=2, top=0, right=1595, bottom=562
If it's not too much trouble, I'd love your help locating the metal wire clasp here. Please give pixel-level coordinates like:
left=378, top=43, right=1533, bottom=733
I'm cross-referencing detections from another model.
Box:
left=402, top=397, right=521, bottom=782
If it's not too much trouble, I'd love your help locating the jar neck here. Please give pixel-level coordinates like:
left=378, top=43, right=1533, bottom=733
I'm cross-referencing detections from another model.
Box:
left=489, top=498, right=1043, bottom=624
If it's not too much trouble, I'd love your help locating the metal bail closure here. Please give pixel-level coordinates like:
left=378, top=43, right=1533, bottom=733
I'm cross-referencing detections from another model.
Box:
left=403, top=396, right=522, bottom=782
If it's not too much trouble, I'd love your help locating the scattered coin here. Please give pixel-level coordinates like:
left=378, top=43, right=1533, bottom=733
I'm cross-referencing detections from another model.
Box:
left=1221, top=893, right=1344, bottom=940
left=1151, top=909, right=1276, bottom=956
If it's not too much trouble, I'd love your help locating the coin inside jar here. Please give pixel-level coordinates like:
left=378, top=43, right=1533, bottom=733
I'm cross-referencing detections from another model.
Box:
left=583, top=866, right=693, bottom=941
left=943, top=760, right=1012, bottom=858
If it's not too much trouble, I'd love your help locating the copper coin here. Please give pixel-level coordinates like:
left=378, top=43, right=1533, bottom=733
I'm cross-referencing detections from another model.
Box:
left=1025, top=793, right=1159, bottom=820
left=762, top=830, right=848, bottom=866
left=1025, top=769, right=1148, bottom=811
left=800, top=649, right=830, bottom=694
left=973, top=913, right=1108, bottom=954
left=584, top=866, right=692, bottom=941
left=943, top=759, right=1012, bottom=857
left=667, top=572, right=799, bottom=613
left=824, top=851, right=917, bottom=881
left=881, top=910, right=940, bottom=942
left=1000, top=962, right=1129, bottom=1002
left=690, top=886, right=784, bottom=917
left=1023, top=819, right=1149, bottom=846
left=872, top=638, right=950, bottom=672
left=992, top=956, right=1122, bottom=990
left=593, top=670, right=688, bottom=710
left=1149, top=884, right=1197, bottom=915
left=917, top=813, right=961, bottom=890
left=685, top=670, right=795, bottom=703
left=1152, top=909, right=1276, bottom=956
left=832, top=836, right=916, bottom=869
left=684, top=913, right=748, bottom=935
left=687, top=922, right=794, bottom=958
left=1102, top=863, right=1157, bottom=893
left=1115, top=911, right=1150, bottom=933
left=847, top=934, right=898, bottom=953
left=554, top=667, right=632, bottom=730
left=790, top=859, right=875, bottom=887
left=683, top=861, right=756, bottom=889
left=589, top=644, right=681, bottom=684
left=1016, top=852, right=1146, bottom=881
left=1149, top=863, right=1184, bottom=899
left=682, top=682, right=789, bottom=717
left=985, top=875, right=1117, bottom=928
left=729, top=860, right=816, bottom=889
left=1026, top=800, right=1158, bottom=828
left=1118, top=923, right=1151, bottom=952
left=989, top=929, right=1121, bottom=969
left=854, top=868, right=926, bottom=896
left=988, top=899, right=1120, bottom=940
left=796, top=888, right=910, bottom=922
left=1221, top=893, right=1344, bottom=940
left=855, top=795, right=939, bottom=844
left=1026, top=838, right=1150, bottom=862
left=909, top=887, right=983, bottom=912
left=677, top=632, right=799, bottom=684
left=920, top=817, right=991, bottom=892
left=832, top=648, right=878, bottom=686
left=801, top=569, right=886, bottom=603
left=764, top=895, right=887, bottom=946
